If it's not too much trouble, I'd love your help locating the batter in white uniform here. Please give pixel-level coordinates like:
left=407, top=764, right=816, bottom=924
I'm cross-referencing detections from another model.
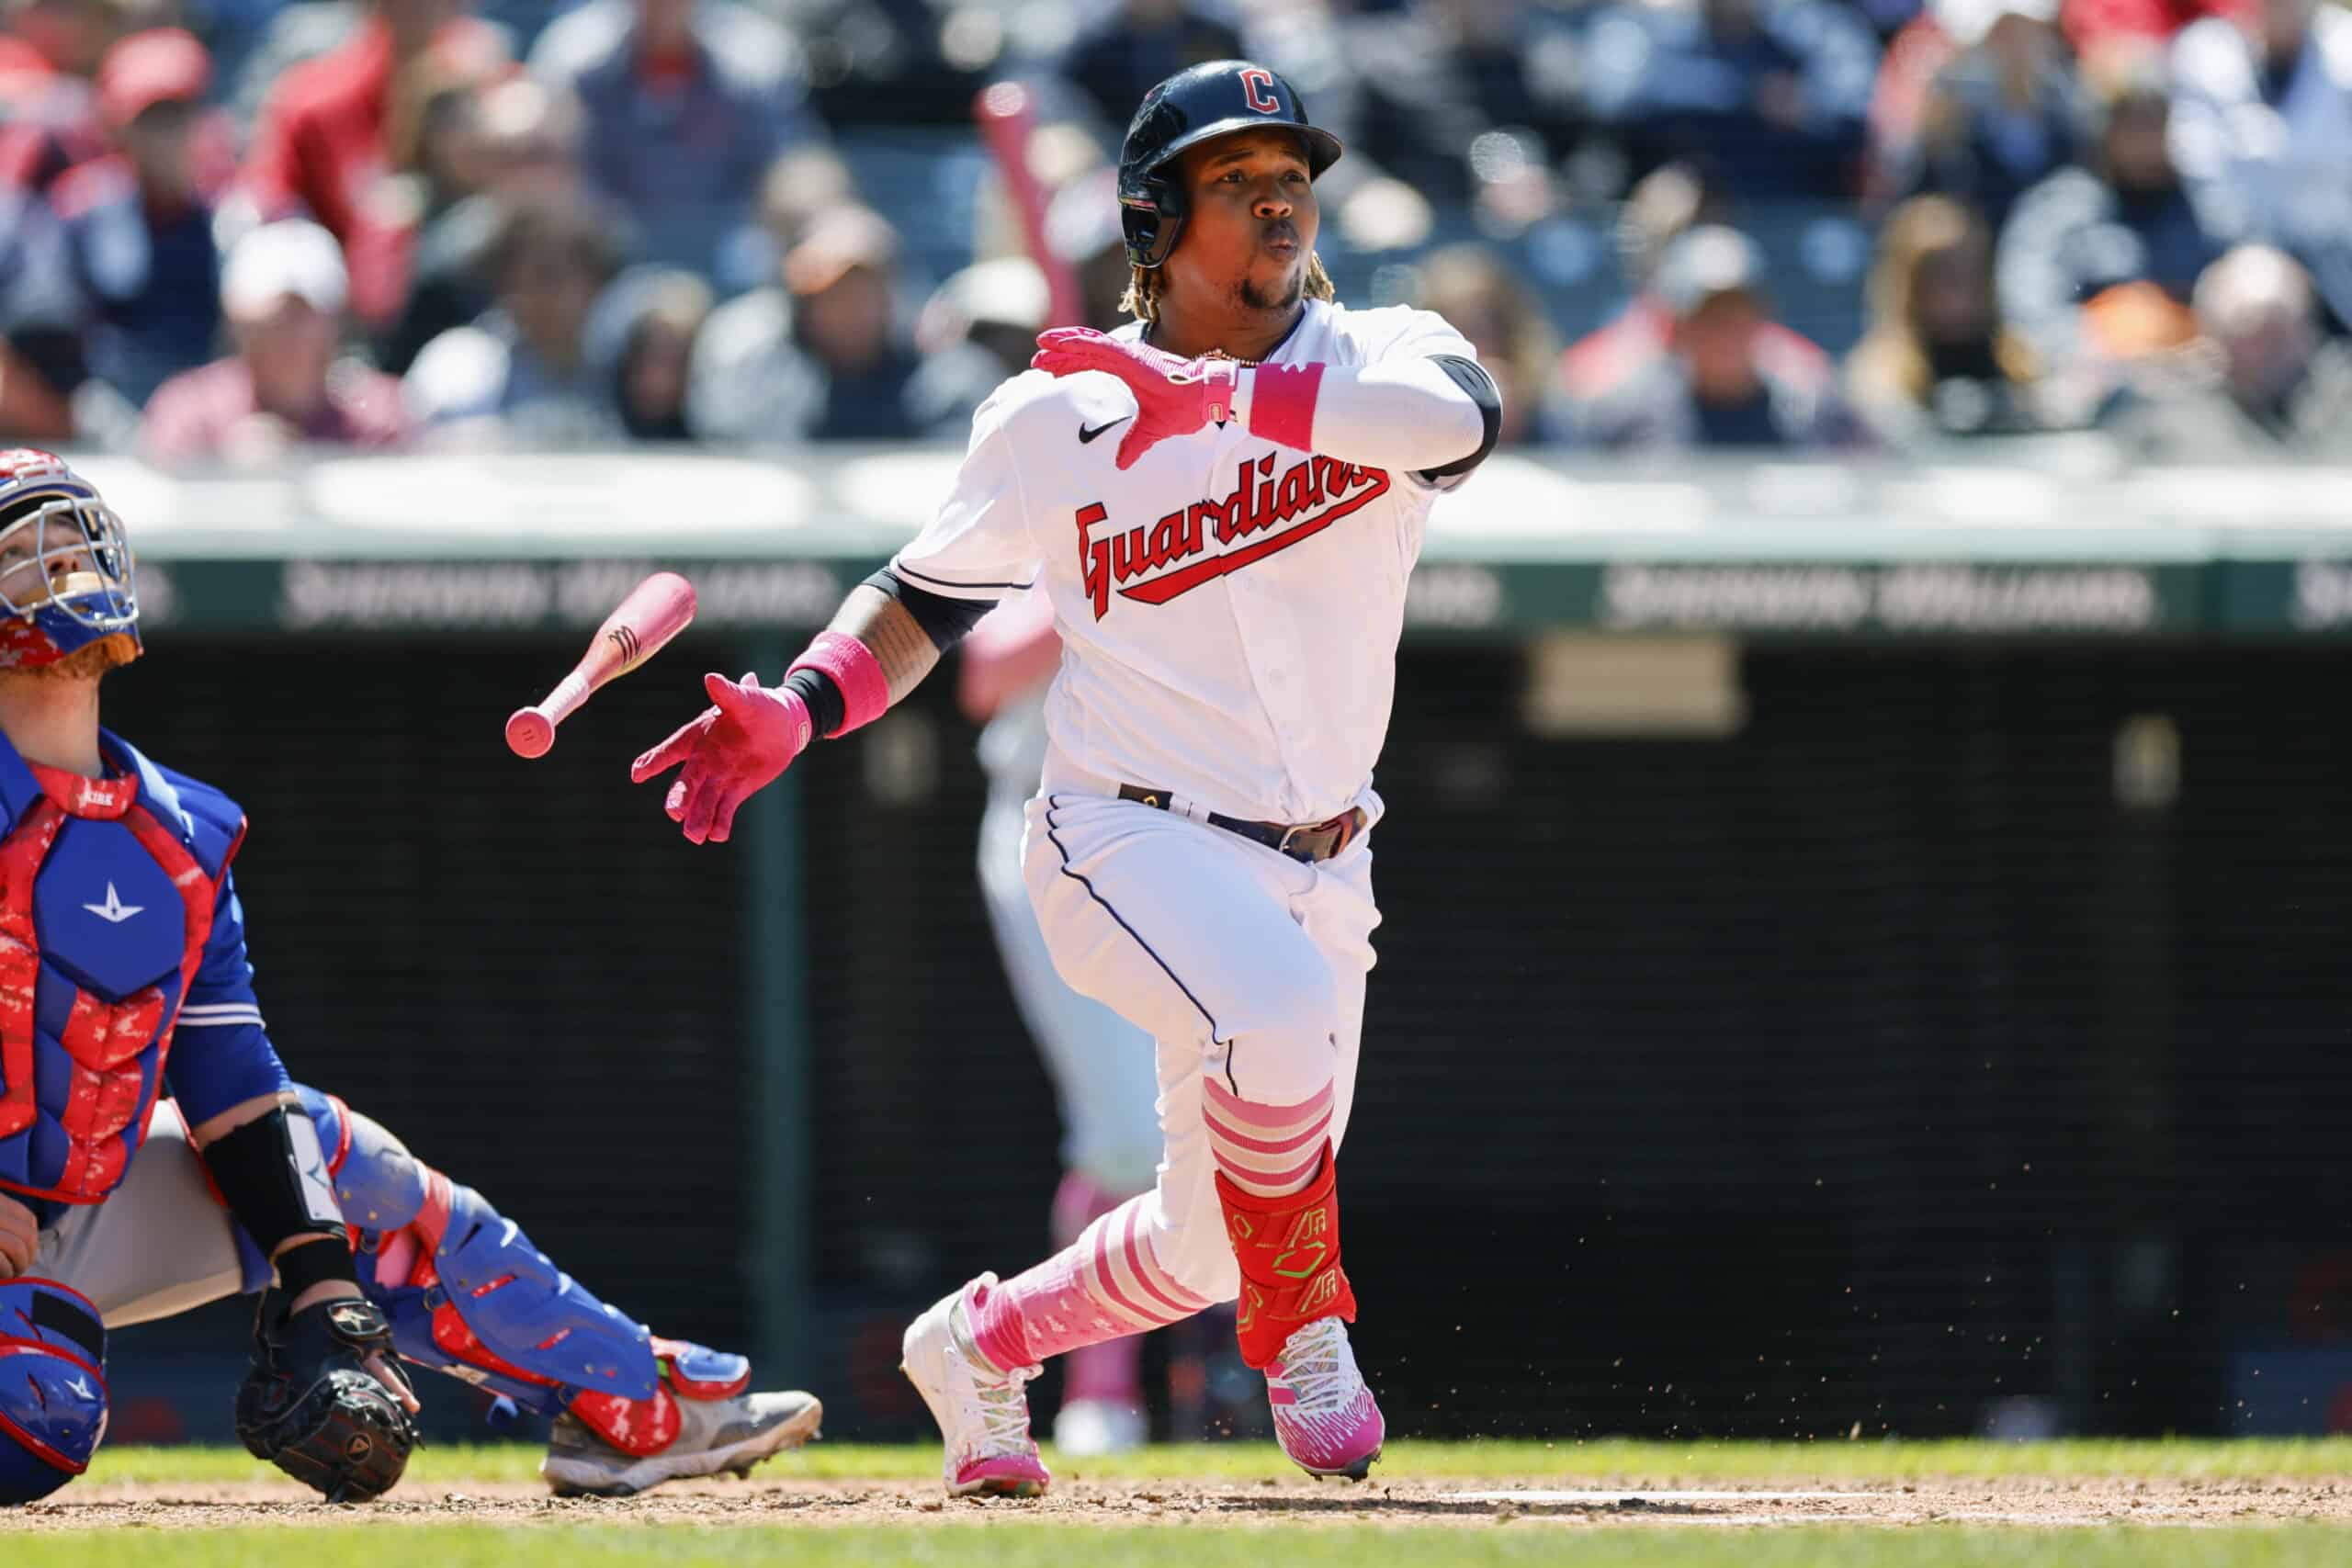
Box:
left=633, top=58, right=1501, bottom=1496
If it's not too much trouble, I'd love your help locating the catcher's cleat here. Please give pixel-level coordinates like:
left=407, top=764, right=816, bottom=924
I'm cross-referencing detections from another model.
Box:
left=900, top=1275, right=1051, bottom=1498
left=542, top=1383, right=822, bottom=1498
left=1265, top=1316, right=1384, bottom=1481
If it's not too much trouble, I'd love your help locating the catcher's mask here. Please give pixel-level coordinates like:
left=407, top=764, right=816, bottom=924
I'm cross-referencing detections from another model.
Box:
left=0, top=448, right=141, bottom=672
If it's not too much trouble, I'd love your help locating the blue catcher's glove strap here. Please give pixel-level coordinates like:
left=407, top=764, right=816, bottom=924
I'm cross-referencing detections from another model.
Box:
left=201, top=1107, right=353, bottom=1261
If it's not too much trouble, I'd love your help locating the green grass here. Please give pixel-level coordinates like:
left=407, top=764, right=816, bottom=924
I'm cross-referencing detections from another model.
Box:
left=83, top=1436, right=2352, bottom=1487
left=12, top=1526, right=2352, bottom=1568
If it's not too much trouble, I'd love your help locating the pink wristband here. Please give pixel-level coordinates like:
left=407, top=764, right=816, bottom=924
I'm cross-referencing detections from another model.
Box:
left=1246, top=362, right=1324, bottom=452
left=787, top=629, right=889, bottom=738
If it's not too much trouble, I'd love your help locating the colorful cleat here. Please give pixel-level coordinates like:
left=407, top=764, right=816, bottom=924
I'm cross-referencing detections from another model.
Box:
left=900, top=1275, right=1052, bottom=1498
left=1265, top=1316, right=1384, bottom=1481
left=541, top=1341, right=821, bottom=1498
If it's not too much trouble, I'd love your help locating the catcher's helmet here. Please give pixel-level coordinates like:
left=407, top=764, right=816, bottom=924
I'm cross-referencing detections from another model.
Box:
left=0, top=449, right=140, bottom=672
left=1117, top=60, right=1342, bottom=271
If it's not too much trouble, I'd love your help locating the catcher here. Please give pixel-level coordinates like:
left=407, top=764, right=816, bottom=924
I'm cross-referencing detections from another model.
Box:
left=0, top=450, right=820, bottom=1506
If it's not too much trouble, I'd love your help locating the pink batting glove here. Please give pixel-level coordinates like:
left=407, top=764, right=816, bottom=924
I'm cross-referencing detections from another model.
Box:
left=630, top=671, right=813, bottom=845
left=1030, top=326, right=1238, bottom=469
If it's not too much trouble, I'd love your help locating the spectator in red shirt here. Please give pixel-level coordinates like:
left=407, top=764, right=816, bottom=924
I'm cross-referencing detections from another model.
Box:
left=0, top=0, right=129, bottom=196
left=140, top=219, right=410, bottom=465
left=232, top=0, right=510, bottom=326
left=1555, top=163, right=1831, bottom=414
left=1566, top=224, right=1868, bottom=451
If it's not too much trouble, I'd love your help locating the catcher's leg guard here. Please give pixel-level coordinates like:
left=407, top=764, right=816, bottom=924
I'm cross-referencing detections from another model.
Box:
left=1214, top=1143, right=1356, bottom=1370
left=295, top=1088, right=751, bottom=1457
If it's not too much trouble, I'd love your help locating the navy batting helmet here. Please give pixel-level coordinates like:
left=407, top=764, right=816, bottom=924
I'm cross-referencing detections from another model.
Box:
left=1117, top=61, right=1342, bottom=271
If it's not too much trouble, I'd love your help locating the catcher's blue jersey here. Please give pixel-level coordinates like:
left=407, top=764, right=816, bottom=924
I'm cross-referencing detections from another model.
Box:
left=0, top=728, right=288, bottom=1218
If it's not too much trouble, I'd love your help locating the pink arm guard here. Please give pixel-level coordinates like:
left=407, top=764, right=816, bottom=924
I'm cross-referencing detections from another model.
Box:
left=787, top=630, right=890, bottom=739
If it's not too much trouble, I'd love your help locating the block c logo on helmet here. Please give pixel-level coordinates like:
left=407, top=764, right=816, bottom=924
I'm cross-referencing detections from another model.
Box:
left=1239, top=67, right=1280, bottom=114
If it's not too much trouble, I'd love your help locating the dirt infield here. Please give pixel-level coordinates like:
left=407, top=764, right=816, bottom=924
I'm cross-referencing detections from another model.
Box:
left=17, top=1474, right=2352, bottom=1531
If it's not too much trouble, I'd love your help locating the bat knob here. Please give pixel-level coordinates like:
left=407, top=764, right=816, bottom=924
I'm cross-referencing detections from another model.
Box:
left=505, top=707, right=555, bottom=760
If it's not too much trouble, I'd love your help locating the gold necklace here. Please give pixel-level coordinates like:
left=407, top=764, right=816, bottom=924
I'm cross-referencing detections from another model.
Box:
left=1144, top=329, right=1262, bottom=367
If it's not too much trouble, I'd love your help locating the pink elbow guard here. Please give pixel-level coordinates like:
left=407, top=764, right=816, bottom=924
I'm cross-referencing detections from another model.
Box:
left=1247, top=362, right=1324, bottom=452
left=787, top=630, right=889, bottom=738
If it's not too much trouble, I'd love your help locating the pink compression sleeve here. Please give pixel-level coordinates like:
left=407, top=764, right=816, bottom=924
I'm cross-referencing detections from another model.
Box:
left=1240, top=355, right=1488, bottom=469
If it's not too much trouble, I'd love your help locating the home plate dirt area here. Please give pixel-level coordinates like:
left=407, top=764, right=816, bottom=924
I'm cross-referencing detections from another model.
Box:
left=16, top=1469, right=2352, bottom=1531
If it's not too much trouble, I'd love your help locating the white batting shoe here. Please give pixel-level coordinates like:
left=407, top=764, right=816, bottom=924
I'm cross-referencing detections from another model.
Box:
left=1266, top=1316, right=1384, bottom=1481
left=900, top=1275, right=1051, bottom=1498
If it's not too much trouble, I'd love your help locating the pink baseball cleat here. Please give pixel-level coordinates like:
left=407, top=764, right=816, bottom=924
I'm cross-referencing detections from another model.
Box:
left=900, top=1274, right=1052, bottom=1498
left=1265, top=1316, right=1385, bottom=1480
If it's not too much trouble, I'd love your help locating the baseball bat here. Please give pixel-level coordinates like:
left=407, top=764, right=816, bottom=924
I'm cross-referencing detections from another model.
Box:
left=974, top=80, right=1084, bottom=330
left=505, top=571, right=696, bottom=759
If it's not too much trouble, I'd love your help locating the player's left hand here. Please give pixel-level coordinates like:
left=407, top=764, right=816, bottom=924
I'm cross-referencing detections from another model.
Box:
left=630, top=671, right=813, bottom=845
left=235, top=1289, right=420, bottom=1503
left=1031, top=326, right=1238, bottom=469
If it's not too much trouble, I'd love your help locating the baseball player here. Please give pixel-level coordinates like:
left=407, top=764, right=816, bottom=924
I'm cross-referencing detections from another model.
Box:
left=0, top=450, right=820, bottom=1506
left=634, top=61, right=1500, bottom=1495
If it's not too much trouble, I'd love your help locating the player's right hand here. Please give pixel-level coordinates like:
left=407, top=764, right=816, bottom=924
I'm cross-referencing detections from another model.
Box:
left=630, top=671, right=813, bottom=846
left=0, top=1190, right=35, bottom=1278
left=1030, top=326, right=1238, bottom=469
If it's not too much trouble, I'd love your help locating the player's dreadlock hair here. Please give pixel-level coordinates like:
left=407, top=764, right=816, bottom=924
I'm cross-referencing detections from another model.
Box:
left=1121, top=253, right=1336, bottom=327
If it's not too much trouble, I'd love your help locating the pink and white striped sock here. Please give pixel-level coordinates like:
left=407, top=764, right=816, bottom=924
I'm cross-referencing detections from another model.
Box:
left=1050, top=1171, right=1149, bottom=1404
left=1203, top=1077, right=1333, bottom=1200
left=966, top=1192, right=1214, bottom=1373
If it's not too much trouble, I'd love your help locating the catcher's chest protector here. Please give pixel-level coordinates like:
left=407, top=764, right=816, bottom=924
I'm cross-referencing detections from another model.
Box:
left=0, top=749, right=232, bottom=1204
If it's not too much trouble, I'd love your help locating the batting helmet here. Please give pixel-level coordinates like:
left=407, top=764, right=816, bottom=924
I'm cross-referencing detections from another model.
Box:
left=0, top=1279, right=109, bottom=1506
left=0, top=449, right=141, bottom=672
left=1117, top=61, right=1343, bottom=271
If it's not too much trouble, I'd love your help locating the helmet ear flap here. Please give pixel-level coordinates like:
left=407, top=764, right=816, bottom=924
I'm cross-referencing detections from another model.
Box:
left=1123, top=169, right=1188, bottom=270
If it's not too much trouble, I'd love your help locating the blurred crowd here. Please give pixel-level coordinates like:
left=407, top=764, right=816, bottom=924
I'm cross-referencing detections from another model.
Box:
left=0, top=0, right=2347, bottom=467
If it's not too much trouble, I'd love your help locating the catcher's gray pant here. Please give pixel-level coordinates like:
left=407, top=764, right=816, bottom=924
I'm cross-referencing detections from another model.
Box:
left=31, top=1100, right=263, bottom=1325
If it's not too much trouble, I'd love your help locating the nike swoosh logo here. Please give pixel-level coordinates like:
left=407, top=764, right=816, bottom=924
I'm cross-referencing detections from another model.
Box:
left=1080, top=417, right=1131, bottom=445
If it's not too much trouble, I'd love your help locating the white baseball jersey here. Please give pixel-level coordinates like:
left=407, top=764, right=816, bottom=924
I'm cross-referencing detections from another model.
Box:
left=892, top=299, right=1478, bottom=826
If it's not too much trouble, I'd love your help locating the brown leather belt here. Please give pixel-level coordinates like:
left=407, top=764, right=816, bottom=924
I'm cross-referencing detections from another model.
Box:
left=1117, top=784, right=1368, bottom=863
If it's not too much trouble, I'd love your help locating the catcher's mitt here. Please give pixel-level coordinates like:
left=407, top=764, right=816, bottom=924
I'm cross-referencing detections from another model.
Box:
left=234, top=1292, right=418, bottom=1502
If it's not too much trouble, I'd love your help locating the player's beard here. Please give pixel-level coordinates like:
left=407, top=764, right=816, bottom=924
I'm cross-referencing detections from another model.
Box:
left=1238, top=264, right=1305, bottom=314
